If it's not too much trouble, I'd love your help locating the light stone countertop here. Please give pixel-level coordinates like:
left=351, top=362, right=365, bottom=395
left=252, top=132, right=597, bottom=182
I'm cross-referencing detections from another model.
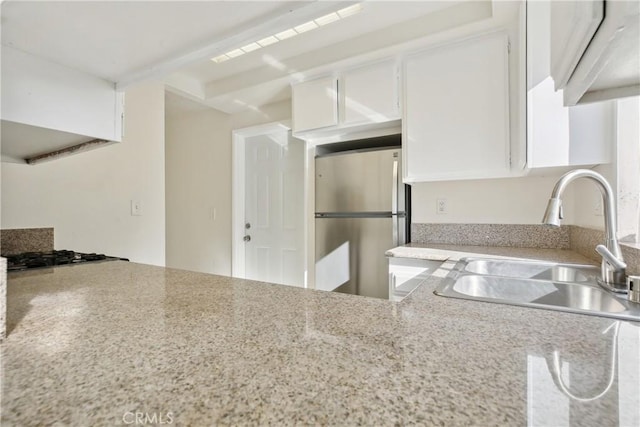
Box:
left=386, top=242, right=597, bottom=264
left=2, top=249, right=639, bottom=426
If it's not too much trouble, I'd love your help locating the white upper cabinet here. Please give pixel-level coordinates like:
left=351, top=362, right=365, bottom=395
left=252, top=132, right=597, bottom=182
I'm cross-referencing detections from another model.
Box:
left=341, top=61, right=399, bottom=126
left=550, top=0, right=640, bottom=105
left=292, top=76, right=339, bottom=133
left=291, top=61, right=399, bottom=138
left=2, top=46, right=123, bottom=143
left=1, top=46, right=124, bottom=163
left=549, top=1, right=603, bottom=92
left=403, top=32, right=511, bottom=183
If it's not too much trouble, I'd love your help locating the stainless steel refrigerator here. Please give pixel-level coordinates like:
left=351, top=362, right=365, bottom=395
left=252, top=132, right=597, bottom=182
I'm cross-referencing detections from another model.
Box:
left=315, top=147, right=407, bottom=299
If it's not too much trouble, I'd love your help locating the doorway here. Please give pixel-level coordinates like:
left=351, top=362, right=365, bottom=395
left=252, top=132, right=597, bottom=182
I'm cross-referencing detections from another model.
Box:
left=232, top=123, right=307, bottom=287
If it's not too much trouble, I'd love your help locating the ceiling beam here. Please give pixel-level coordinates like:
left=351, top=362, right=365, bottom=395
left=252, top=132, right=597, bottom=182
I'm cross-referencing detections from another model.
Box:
left=202, top=1, right=493, bottom=99
left=116, top=1, right=358, bottom=90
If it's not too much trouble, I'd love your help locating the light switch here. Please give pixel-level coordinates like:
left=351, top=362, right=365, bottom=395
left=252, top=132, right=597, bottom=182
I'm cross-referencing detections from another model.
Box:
left=131, top=200, right=142, bottom=216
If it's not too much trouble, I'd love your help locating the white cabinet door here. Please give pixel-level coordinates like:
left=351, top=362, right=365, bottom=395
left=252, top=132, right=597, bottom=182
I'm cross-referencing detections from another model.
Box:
left=404, top=32, right=510, bottom=182
left=553, top=1, right=639, bottom=105
left=292, top=76, right=338, bottom=133
left=549, top=0, right=603, bottom=91
left=342, top=61, right=399, bottom=126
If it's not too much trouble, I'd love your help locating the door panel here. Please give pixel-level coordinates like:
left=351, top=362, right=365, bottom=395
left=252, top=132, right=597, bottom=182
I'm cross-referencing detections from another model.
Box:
left=315, top=149, right=401, bottom=213
left=315, top=217, right=393, bottom=299
left=245, top=131, right=305, bottom=287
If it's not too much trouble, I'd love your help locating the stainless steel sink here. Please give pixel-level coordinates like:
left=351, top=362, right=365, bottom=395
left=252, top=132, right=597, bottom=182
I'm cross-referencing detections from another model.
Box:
left=435, top=258, right=640, bottom=321
left=463, top=258, right=598, bottom=282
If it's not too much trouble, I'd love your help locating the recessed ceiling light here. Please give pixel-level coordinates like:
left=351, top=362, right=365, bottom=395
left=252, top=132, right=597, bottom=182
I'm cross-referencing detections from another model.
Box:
left=337, top=3, right=363, bottom=18
left=241, top=42, right=261, bottom=53
left=274, top=28, right=298, bottom=40
left=314, top=12, right=340, bottom=26
left=211, top=54, right=230, bottom=63
left=257, top=36, right=279, bottom=47
left=226, top=49, right=245, bottom=58
left=294, top=20, right=318, bottom=34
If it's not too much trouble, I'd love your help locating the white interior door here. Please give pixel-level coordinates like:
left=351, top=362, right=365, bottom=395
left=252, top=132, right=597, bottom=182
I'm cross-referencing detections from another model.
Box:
left=244, top=130, right=305, bottom=287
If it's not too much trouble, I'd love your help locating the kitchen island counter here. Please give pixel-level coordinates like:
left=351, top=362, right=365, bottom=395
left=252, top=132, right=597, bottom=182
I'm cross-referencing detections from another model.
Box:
left=2, top=258, right=638, bottom=426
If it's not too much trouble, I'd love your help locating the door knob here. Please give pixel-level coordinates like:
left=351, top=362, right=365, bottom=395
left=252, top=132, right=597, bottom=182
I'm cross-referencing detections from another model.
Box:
left=243, top=235, right=251, bottom=242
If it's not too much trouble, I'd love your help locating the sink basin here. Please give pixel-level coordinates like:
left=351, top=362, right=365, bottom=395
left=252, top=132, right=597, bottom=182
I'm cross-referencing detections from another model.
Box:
left=435, top=258, right=640, bottom=322
left=463, top=259, right=598, bottom=283
left=453, top=275, right=627, bottom=313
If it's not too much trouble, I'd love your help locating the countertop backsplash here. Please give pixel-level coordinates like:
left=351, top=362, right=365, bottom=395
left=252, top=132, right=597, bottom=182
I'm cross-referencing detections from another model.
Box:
left=570, top=225, right=640, bottom=276
left=411, top=223, right=571, bottom=248
left=0, top=227, right=54, bottom=255
left=411, top=223, right=640, bottom=275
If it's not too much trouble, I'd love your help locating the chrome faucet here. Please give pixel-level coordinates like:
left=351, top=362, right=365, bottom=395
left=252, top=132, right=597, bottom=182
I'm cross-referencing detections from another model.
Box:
left=542, top=169, right=627, bottom=292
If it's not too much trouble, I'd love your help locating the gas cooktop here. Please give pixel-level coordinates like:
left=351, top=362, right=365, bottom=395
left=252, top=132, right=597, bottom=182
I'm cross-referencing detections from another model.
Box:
left=5, top=250, right=127, bottom=272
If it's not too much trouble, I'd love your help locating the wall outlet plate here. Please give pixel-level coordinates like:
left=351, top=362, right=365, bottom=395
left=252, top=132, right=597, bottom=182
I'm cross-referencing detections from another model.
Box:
left=437, top=198, right=448, bottom=214
left=131, top=200, right=142, bottom=216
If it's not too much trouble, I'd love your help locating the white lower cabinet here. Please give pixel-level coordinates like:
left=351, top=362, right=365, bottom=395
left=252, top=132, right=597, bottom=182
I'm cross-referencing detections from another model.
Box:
left=403, top=32, right=511, bottom=182
left=388, top=257, right=443, bottom=301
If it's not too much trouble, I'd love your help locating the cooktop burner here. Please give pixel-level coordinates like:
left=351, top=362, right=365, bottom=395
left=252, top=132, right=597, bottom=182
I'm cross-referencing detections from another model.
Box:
left=5, top=250, right=127, bottom=272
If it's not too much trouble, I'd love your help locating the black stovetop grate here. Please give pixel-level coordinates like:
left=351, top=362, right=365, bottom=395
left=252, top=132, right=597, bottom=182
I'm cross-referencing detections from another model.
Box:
left=5, top=250, right=124, bottom=271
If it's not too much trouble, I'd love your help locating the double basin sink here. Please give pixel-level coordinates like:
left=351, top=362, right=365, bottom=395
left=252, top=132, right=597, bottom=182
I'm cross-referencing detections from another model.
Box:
left=435, top=258, right=640, bottom=321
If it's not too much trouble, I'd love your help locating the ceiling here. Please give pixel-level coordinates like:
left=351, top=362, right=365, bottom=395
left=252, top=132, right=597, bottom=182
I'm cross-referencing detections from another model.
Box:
left=1, top=1, right=499, bottom=114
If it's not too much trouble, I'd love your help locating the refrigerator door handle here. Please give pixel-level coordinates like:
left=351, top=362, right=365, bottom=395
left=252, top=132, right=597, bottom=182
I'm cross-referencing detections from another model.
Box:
left=392, top=158, right=399, bottom=246
left=392, top=158, right=398, bottom=215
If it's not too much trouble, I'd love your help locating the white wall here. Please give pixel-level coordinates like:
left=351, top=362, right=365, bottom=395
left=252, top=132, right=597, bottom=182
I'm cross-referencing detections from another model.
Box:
left=414, top=97, right=636, bottom=238
left=1, top=82, right=166, bottom=266
left=411, top=175, right=575, bottom=225
left=572, top=97, right=639, bottom=237
left=616, top=97, right=640, bottom=241
left=230, top=99, right=291, bottom=130
left=165, top=98, right=291, bottom=275
left=165, top=106, right=231, bottom=275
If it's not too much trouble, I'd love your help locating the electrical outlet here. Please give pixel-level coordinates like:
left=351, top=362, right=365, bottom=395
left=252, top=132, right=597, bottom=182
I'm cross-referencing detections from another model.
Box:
left=437, top=198, right=448, bottom=214
left=131, top=200, right=142, bottom=216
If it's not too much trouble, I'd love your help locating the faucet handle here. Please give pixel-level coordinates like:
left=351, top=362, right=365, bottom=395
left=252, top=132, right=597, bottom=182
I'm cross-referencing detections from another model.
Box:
left=595, top=245, right=626, bottom=271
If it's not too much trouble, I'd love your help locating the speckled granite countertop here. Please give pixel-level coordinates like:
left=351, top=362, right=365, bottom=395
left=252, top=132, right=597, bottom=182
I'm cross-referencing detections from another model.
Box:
left=2, top=253, right=639, bottom=426
left=386, top=242, right=597, bottom=264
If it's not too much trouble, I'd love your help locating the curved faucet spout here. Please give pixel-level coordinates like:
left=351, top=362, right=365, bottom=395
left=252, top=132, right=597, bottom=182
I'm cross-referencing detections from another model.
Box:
left=542, top=169, right=626, bottom=291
